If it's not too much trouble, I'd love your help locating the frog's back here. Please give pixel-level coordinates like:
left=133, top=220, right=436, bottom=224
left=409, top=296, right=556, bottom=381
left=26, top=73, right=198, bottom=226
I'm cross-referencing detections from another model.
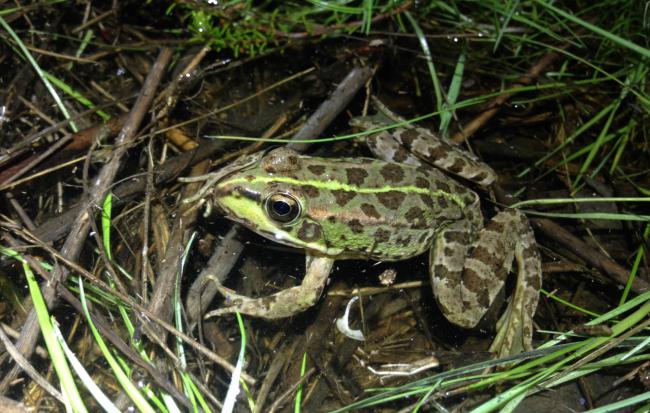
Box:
left=214, top=148, right=477, bottom=261
left=297, top=155, right=471, bottom=261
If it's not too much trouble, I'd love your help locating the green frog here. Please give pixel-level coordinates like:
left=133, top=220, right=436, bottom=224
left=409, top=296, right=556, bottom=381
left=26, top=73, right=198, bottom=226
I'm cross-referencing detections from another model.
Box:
left=185, top=103, right=542, bottom=357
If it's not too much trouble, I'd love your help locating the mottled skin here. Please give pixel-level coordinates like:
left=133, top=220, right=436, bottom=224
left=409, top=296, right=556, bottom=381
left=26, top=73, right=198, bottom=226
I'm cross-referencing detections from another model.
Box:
left=193, top=104, right=542, bottom=357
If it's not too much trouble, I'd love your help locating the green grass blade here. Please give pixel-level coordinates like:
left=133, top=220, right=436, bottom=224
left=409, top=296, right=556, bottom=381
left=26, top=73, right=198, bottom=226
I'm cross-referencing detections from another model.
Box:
left=52, top=323, right=121, bottom=413
left=222, top=312, right=248, bottom=413
left=492, top=0, right=519, bottom=52
left=439, top=49, right=466, bottom=135
left=44, top=73, right=111, bottom=121
left=101, top=193, right=113, bottom=261
left=0, top=16, right=78, bottom=132
left=619, top=223, right=650, bottom=305
left=295, top=352, right=308, bottom=413
left=535, top=0, right=650, bottom=59
left=23, top=262, right=87, bottom=413
left=404, top=11, right=443, bottom=126
left=584, top=392, right=650, bottom=413
left=78, top=280, right=157, bottom=413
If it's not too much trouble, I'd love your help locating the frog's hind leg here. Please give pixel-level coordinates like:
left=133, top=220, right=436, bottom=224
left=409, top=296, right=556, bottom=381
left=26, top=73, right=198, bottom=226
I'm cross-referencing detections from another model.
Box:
left=488, top=211, right=541, bottom=357
left=430, top=210, right=541, bottom=357
left=205, top=255, right=334, bottom=320
left=364, top=129, right=423, bottom=166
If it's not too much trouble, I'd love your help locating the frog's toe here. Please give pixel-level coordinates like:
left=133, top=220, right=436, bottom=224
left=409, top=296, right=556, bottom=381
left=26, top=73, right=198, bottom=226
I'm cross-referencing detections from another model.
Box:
left=489, top=303, right=533, bottom=358
left=204, top=306, right=235, bottom=318
left=205, top=288, right=285, bottom=319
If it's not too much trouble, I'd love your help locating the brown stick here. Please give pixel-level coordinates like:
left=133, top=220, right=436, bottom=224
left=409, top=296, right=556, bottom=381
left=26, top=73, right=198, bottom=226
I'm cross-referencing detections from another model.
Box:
left=0, top=113, right=128, bottom=188
left=451, top=46, right=566, bottom=144
left=531, top=218, right=650, bottom=293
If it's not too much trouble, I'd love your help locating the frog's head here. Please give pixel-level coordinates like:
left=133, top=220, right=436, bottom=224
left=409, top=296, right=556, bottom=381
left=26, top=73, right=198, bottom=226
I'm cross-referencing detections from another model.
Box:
left=213, top=147, right=331, bottom=255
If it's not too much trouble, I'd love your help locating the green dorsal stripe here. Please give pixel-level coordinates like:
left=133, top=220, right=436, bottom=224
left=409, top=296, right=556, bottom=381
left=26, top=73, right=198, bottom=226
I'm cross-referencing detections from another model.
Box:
left=220, top=175, right=466, bottom=209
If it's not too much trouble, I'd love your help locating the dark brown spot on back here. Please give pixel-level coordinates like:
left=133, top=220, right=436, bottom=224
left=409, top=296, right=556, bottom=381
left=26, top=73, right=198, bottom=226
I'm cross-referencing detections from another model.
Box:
left=308, top=164, right=326, bottom=176
left=398, top=128, right=420, bottom=147
left=375, top=229, right=390, bottom=243
left=471, top=245, right=504, bottom=278
left=419, top=194, right=434, bottom=208
left=405, top=206, right=424, bottom=221
left=485, top=219, right=506, bottom=233
left=405, top=206, right=427, bottom=228
left=435, top=181, right=451, bottom=193
left=393, top=147, right=410, bottom=162
left=360, top=203, right=381, bottom=219
left=415, top=177, right=429, bottom=188
left=394, top=234, right=412, bottom=247
left=425, top=143, right=447, bottom=161
left=263, top=148, right=300, bottom=173
left=444, top=230, right=470, bottom=245
left=463, top=268, right=490, bottom=308
left=448, top=158, right=468, bottom=174
left=348, top=219, right=363, bottom=234
left=380, top=164, right=405, bottom=183
left=332, top=190, right=357, bottom=206
left=473, top=171, right=490, bottom=183
left=433, top=263, right=455, bottom=284
left=346, top=168, right=368, bottom=186
left=301, top=185, right=320, bottom=197
left=376, top=190, right=406, bottom=210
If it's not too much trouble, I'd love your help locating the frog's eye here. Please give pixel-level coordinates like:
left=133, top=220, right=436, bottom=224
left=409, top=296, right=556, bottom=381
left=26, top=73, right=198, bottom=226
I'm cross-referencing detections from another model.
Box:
left=265, top=193, right=301, bottom=224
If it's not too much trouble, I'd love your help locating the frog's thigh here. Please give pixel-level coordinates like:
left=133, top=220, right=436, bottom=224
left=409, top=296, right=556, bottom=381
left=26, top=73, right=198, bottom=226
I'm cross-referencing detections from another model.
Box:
left=431, top=210, right=540, bottom=330
left=430, top=219, right=485, bottom=328
left=208, top=255, right=334, bottom=319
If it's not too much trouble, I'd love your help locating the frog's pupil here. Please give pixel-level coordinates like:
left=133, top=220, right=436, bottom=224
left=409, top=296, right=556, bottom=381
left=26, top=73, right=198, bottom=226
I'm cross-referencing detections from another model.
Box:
left=266, top=193, right=301, bottom=224
left=273, top=200, right=291, bottom=216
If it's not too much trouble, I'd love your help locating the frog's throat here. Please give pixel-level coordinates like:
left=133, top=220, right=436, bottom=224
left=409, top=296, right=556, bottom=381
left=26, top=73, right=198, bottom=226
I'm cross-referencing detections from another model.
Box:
left=218, top=175, right=466, bottom=209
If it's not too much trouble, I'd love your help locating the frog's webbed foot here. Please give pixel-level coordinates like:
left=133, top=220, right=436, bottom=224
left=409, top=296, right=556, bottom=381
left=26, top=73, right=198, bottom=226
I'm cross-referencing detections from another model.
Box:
left=489, top=299, right=533, bottom=357
left=204, top=255, right=335, bottom=320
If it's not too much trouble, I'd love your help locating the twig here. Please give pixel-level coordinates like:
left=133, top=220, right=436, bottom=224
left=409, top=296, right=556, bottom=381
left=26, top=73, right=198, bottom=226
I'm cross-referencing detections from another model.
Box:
left=451, top=44, right=566, bottom=144
left=0, top=325, right=64, bottom=403
left=267, top=368, right=317, bottom=413
left=531, top=218, right=650, bottom=293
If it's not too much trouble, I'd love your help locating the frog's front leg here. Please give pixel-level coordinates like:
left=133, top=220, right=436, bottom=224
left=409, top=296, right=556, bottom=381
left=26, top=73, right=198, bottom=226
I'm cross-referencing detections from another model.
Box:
left=430, top=210, right=541, bottom=357
left=205, top=254, right=334, bottom=320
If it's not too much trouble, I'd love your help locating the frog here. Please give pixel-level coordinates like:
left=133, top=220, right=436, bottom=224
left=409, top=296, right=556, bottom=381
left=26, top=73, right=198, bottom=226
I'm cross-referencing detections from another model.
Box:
left=185, top=101, right=542, bottom=357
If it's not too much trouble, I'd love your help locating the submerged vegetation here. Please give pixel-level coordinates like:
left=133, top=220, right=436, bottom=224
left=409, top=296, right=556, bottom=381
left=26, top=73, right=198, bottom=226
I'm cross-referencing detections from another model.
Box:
left=0, top=0, right=648, bottom=412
